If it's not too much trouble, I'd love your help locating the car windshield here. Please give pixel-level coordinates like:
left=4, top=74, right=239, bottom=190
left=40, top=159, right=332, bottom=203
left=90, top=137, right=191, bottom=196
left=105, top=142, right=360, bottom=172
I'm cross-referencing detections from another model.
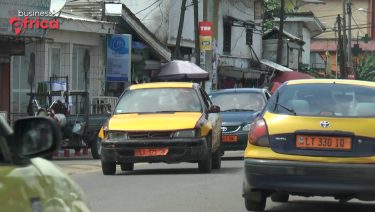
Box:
left=270, top=83, right=375, bottom=117
left=115, top=88, right=202, bottom=113
left=210, top=92, right=266, bottom=112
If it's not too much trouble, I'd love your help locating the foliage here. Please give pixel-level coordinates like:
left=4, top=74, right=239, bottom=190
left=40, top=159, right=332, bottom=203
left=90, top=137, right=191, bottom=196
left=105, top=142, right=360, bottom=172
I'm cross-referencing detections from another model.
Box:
left=356, top=54, right=375, bottom=81
left=263, top=0, right=281, bottom=32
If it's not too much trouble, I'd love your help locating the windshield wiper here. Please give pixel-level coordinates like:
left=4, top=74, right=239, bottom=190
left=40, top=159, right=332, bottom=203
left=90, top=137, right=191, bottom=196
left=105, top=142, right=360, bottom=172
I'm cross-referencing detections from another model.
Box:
left=274, top=92, right=297, bottom=115
left=222, top=109, right=255, bottom=112
left=276, top=103, right=297, bottom=115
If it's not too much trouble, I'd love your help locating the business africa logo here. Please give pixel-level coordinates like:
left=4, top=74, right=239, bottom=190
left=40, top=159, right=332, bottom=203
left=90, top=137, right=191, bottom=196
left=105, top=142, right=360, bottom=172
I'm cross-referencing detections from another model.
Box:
left=9, top=11, right=59, bottom=35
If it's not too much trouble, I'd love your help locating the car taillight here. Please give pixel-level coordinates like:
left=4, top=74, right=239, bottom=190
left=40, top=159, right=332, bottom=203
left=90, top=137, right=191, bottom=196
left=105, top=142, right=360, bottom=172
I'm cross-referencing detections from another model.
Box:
left=248, top=119, right=270, bottom=147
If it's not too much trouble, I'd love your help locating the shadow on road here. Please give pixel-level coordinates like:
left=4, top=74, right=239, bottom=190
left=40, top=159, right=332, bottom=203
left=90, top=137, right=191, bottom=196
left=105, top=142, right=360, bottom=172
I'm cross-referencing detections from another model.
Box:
left=116, top=166, right=243, bottom=176
left=222, top=156, right=244, bottom=161
left=266, top=200, right=375, bottom=212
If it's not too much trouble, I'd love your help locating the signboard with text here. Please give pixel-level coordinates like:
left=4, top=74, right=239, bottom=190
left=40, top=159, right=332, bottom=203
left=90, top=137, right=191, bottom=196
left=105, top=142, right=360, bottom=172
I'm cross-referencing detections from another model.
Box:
left=106, top=34, right=132, bottom=82
left=0, top=0, right=51, bottom=36
left=199, top=21, right=213, bottom=51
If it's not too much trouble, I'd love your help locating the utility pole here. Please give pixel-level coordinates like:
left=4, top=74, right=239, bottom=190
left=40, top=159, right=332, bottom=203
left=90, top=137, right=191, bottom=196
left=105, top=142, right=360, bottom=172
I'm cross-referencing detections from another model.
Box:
left=277, top=0, right=285, bottom=64
left=174, top=0, right=188, bottom=59
left=347, top=0, right=353, bottom=74
left=342, top=0, right=348, bottom=78
left=338, top=15, right=346, bottom=79
left=193, top=0, right=200, bottom=66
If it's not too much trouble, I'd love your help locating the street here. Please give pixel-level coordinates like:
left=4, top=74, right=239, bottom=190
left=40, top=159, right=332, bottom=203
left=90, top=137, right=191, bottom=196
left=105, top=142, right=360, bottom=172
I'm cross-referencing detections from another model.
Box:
left=54, top=152, right=375, bottom=212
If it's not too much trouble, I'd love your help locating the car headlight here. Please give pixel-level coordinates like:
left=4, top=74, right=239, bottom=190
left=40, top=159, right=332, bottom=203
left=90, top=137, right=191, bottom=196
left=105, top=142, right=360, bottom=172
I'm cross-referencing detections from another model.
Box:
left=242, top=123, right=251, bottom=131
left=105, top=131, right=128, bottom=141
left=174, top=130, right=196, bottom=138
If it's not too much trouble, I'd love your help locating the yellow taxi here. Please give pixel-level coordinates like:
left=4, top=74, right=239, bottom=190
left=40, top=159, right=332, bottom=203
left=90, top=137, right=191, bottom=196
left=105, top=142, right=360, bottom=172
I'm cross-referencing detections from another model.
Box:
left=243, top=79, right=375, bottom=211
left=98, top=82, right=222, bottom=175
left=0, top=117, right=90, bottom=212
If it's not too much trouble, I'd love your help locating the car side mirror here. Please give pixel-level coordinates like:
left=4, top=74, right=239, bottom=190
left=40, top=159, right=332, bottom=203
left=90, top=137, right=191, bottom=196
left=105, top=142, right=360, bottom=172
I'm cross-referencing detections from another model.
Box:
left=12, top=117, right=61, bottom=158
left=208, top=105, right=220, bottom=113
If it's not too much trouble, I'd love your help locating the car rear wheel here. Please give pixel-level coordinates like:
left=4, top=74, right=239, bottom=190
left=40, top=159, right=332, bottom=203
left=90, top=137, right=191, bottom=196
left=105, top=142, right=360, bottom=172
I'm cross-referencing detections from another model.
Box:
left=244, top=197, right=266, bottom=211
left=101, top=160, right=116, bottom=175
left=271, top=193, right=289, bottom=203
left=91, top=138, right=101, bottom=159
left=120, top=163, right=134, bottom=171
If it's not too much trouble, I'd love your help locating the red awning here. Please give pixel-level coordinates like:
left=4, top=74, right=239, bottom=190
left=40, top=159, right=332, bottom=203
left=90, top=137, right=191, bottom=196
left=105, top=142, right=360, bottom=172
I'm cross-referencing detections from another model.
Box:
left=271, top=71, right=314, bottom=84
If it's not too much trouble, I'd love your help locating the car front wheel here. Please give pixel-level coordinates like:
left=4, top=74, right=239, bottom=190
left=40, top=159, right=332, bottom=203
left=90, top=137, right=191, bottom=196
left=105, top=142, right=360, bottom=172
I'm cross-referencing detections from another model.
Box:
left=101, top=160, right=116, bottom=175
left=198, top=135, right=212, bottom=173
left=244, top=197, right=266, bottom=211
left=212, top=146, right=221, bottom=169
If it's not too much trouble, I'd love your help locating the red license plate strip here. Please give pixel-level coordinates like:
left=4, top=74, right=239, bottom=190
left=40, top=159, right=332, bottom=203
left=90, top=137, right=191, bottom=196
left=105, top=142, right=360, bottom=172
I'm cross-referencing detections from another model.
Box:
left=296, top=135, right=352, bottom=150
left=222, top=135, right=238, bottom=143
left=134, top=148, right=169, bottom=157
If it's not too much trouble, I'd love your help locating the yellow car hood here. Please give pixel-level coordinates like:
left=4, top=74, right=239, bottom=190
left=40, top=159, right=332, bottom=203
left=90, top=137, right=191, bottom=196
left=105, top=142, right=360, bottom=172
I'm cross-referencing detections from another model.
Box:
left=109, top=112, right=202, bottom=131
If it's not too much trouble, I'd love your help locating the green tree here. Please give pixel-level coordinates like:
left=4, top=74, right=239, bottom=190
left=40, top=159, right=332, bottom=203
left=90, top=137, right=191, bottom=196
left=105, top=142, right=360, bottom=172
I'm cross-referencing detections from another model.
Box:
left=356, top=54, right=375, bottom=81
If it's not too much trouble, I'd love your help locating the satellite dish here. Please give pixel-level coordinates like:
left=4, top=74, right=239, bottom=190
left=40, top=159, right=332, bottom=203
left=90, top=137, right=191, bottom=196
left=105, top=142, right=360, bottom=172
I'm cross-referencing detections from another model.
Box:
left=50, top=0, right=67, bottom=15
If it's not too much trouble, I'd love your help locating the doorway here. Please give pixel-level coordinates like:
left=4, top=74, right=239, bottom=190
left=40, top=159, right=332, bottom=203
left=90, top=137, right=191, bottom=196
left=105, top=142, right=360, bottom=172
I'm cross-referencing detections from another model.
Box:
left=0, top=63, right=10, bottom=121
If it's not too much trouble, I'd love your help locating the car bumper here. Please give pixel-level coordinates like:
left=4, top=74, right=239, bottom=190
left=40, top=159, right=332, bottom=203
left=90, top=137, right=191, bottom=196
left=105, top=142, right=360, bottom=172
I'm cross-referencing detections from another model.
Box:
left=222, top=132, right=248, bottom=151
left=101, top=137, right=208, bottom=164
left=243, top=159, right=375, bottom=197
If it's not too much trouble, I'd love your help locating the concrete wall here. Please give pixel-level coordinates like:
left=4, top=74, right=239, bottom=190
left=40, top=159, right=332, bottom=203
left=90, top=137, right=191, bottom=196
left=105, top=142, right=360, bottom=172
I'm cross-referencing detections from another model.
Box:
left=302, top=27, right=311, bottom=65
left=217, top=0, right=261, bottom=59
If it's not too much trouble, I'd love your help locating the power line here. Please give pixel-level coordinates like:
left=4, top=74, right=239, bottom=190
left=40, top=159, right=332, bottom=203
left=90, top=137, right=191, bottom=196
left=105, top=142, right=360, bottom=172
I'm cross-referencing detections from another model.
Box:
left=135, top=0, right=160, bottom=15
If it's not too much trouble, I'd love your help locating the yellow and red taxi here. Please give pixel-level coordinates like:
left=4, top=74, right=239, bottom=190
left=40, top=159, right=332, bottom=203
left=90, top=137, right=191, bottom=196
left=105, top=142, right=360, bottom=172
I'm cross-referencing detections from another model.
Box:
left=243, top=79, right=375, bottom=211
left=98, top=82, right=222, bottom=175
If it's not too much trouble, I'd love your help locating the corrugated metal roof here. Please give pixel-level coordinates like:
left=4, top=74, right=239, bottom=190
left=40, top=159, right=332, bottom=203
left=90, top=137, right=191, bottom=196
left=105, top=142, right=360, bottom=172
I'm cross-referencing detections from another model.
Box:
left=260, top=59, right=293, bottom=72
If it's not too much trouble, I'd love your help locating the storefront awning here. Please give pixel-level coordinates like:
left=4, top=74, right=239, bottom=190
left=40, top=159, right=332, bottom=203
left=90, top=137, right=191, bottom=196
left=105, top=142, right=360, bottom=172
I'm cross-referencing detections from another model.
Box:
left=121, top=5, right=171, bottom=62
left=219, top=67, right=265, bottom=79
left=260, top=59, right=293, bottom=72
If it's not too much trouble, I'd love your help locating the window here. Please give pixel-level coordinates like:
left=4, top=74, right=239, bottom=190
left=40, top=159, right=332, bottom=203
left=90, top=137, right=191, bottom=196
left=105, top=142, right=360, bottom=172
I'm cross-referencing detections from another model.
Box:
left=115, top=88, right=202, bottom=113
left=49, top=47, right=61, bottom=77
left=269, top=84, right=375, bottom=117
left=246, top=27, right=254, bottom=46
left=223, top=21, right=232, bottom=54
left=72, top=46, right=90, bottom=90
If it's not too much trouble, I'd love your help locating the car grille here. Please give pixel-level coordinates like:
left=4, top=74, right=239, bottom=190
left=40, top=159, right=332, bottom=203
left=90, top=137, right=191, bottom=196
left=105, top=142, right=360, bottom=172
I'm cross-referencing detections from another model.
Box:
left=222, top=126, right=241, bottom=133
left=127, top=131, right=174, bottom=139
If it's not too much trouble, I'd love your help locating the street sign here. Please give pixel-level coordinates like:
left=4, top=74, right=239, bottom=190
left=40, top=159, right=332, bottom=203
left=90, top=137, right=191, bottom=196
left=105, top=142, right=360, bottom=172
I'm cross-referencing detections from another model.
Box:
left=199, top=22, right=213, bottom=51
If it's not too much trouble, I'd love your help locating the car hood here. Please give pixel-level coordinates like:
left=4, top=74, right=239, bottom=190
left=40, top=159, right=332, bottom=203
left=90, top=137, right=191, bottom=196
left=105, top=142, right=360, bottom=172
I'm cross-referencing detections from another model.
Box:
left=220, top=111, right=259, bottom=126
left=109, top=112, right=202, bottom=131
left=0, top=158, right=90, bottom=211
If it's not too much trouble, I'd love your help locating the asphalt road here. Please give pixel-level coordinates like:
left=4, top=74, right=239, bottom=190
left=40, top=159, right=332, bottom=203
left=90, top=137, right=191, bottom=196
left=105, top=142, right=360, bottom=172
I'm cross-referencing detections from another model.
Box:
left=54, top=152, right=375, bottom=212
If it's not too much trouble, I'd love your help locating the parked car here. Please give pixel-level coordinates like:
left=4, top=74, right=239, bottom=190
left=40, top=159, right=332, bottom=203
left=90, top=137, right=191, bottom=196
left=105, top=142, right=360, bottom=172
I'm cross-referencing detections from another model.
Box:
left=0, top=116, right=90, bottom=211
left=243, top=79, right=375, bottom=211
left=98, top=82, right=222, bottom=175
left=209, top=88, right=271, bottom=151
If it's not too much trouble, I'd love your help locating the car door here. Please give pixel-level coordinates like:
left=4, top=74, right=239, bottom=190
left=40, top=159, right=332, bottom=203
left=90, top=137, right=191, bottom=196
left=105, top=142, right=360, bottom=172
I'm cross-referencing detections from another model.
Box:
left=199, top=88, right=222, bottom=151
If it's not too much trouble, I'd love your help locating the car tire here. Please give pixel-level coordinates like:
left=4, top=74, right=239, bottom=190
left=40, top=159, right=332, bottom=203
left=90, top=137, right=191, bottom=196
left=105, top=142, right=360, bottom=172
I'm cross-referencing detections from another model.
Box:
left=120, top=163, right=134, bottom=171
left=91, top=138, right=101, bottom=159
left=198, top=135, right=212, bottom=173
left=101, top=160, right=116, bottom=175
left=271, top=193, right=289, bottom=203
left=212, top=146, right=221, bottom=169
left=244, top=197, right=266, bottom=211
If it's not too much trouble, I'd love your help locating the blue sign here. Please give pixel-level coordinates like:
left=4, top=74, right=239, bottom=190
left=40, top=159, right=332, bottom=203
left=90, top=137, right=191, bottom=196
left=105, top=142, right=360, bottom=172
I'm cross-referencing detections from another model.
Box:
left=107, top=34, right=132, bottom=82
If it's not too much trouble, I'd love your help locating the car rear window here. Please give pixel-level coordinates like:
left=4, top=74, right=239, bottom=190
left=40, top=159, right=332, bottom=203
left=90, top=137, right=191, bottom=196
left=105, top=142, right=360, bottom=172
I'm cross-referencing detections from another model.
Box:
left=115, top=88, right=202, bottom=113
left=268, top=83, right=375, bottom=117
left=210, top=92, right=266, bottom=112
